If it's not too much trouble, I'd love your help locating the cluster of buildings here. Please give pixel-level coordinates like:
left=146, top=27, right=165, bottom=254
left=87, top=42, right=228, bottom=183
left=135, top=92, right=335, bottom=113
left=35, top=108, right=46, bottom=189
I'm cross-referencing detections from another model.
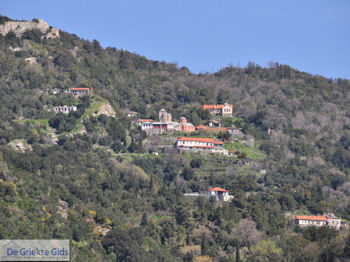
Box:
left=48, top=87, right=90, bottom=114
left=136, top=109, right=196, bottom=135
left=49, top=87, right=90, bottom=96
left=133, top=104, right=240, bottom=156
left=293, top=214, right=347, bottom=230
left=135, top=103, right=235, bottom=136
left=135, top=109, right=233, bottom=156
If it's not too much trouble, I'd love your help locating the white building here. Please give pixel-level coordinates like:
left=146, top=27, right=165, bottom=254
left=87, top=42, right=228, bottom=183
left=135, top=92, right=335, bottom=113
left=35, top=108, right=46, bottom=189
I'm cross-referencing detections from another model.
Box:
left=294, top=213, right=344, bottom=229
left=207, top=187, right=234, bottom=201
left=175, top=137, right=228, bottom=155
left=141, top=121, right=153, bottom=130
left=49, top=105, right=77, bottom=114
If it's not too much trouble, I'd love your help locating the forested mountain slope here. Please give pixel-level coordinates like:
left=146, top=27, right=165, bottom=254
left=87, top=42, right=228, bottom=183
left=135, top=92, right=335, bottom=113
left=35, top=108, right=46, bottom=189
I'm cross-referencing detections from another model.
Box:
left=1, top=15, right=350, bottom=261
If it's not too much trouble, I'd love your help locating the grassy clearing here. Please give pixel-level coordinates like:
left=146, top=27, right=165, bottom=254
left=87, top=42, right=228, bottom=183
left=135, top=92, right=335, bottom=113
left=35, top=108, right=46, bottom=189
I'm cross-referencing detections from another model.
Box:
left=67, top=96, right=106, bottom=134
left=224, top=141, right=266, bottom=159
left=181, top=245, right=201, bottom=254
left=16, top=118, right=50, bottom=134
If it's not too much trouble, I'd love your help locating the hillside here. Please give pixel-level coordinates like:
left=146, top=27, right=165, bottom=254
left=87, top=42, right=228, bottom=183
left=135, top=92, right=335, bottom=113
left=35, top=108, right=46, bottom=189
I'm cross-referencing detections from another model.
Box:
left=0, top=15, right=350, bottom=261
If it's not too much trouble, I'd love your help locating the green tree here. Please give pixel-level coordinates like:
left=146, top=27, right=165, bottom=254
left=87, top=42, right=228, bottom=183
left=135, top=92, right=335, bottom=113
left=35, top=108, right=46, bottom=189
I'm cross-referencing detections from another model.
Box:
left=201, top=233, right=209, bottom=255
left=181, top=166, right=195, bottom=181
left=140, top=212, right=148, bottom=227
left=247, top=239, right=283, bottom=262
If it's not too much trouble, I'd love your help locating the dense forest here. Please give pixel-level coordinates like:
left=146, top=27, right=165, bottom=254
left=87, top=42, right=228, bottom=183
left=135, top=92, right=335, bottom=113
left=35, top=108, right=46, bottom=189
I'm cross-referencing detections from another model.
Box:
left=0, top=15, right=350, bottom=261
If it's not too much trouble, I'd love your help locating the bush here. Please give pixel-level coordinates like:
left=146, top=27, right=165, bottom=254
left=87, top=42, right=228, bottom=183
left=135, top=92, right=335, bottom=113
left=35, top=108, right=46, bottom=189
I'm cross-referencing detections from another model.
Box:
left=190, top=158, right=202, bottom=168
left=22, top=29, right=42, bottom=43
left=181, top=166, right=195, bottom=180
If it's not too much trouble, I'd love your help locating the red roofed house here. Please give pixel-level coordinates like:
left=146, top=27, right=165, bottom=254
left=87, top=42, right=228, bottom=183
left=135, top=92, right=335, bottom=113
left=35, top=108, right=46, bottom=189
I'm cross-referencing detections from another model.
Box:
left=207, top=187, right=234, bottom=201
left=294, top=213, right=343, bottom=229
left=203, top=103, right=233, bottom=117
left=175, top=137, right=228, bottom=155
left=133, top=119, right=153, bottom=130
left=70, top=87, right=90, bottom=96
left=140, top=120, right=154, bottom=131
left=294, top=215, right=328, bottom=227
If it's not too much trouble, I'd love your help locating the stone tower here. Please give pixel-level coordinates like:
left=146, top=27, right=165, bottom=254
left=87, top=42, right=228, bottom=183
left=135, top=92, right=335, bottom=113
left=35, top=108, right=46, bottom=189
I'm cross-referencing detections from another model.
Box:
left=159, top=109, right=167, bottom=122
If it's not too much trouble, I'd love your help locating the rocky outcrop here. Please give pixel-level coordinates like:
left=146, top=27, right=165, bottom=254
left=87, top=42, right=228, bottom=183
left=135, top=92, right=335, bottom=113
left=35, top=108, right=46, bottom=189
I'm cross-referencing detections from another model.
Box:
left=93, top=102, right=116, bottom=118
left=0, top=18, right=59, bottom=39
left=25, top=57, right=37, bottom=64
left=8, top=139, right=32, bottom=153
left=57, top=199, right=69, bottom=220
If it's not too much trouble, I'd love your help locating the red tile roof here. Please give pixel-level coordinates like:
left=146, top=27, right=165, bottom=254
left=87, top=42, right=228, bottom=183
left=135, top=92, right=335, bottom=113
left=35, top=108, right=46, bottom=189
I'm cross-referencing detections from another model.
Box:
left=295, top=215, right=328, bottom=221
left=209, top=187, right=228, bottom=192
left=203, top=104, right=233, bottom=109
left=214, top=141, right=224, bottom=145
left=196, top=125, right=207, bottom=130
left=137, top=119, right=154, bottom=122
left=178, top=137, right=215, bottom=143
left=71, top=87, right=89, bottom=90
left=177, top=137, right=224, bottom=144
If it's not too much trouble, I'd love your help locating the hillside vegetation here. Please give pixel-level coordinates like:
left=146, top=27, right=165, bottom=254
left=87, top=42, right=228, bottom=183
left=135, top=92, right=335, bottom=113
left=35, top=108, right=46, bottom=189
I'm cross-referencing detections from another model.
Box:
left=0, top=15, right=350, bottom=261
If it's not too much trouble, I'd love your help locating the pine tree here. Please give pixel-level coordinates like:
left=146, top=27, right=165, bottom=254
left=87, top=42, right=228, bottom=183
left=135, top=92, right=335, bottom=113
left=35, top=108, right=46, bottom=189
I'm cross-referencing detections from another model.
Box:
left=140, top=212, right=147, bottom=227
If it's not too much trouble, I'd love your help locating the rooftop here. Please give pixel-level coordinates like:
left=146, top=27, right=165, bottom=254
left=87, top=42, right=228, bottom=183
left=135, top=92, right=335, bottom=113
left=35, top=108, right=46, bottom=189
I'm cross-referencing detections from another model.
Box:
left=71, top=87, right=89, bottom=90
left=295, top=215, right=328, bottom=221
left=209, top=187, right=229, bottom=192
left=177, top=137, right=222, bottom=143
left=203, top=104, right=233, bottom=109
left=138, top=119, right=154, bottom=122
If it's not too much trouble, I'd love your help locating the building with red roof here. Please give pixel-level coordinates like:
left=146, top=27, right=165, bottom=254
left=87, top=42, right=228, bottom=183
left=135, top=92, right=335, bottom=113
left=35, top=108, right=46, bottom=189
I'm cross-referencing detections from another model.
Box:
left=203, top=103, right=233, bottom=117
left=207, top=186, right=233, bottom=201
left=294, top=213, right=345, bottom=229
left=69, top=87, right=90, bottom=96
left=175, top=137, right=228, bottom=155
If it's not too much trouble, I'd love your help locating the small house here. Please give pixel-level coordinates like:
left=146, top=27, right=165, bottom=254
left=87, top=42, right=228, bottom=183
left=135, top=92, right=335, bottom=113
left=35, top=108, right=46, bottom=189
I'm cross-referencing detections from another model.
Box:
left=70, top=87, right=89, bottom=96
left=125, top=110, right=138, bottom=118
left=49, top=105, right=77, bottom=114
left=207, top=187, right=234, bottom=201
